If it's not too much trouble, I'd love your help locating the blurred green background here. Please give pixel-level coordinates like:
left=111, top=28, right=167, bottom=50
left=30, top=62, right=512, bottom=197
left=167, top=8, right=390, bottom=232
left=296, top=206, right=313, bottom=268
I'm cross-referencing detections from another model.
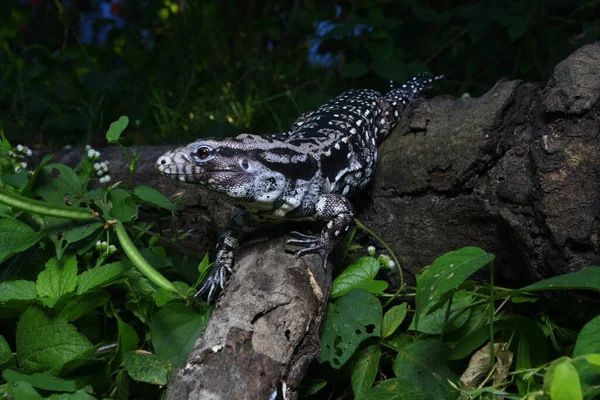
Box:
left=0, top=0, right=598, bottom=148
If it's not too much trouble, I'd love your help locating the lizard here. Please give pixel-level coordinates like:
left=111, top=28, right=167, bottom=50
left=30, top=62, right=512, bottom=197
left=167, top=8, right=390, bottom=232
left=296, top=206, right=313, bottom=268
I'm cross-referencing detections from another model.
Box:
left=156, top=73, right=442, bottom=301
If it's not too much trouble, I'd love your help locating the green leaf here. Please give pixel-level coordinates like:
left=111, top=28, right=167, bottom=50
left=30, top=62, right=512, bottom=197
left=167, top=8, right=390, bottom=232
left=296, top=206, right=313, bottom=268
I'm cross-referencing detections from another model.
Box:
left=573, top=315, right=600, bottom=357
left=331, top=257, right=380, bottom=298
left=76, top=261, right=132, bottom=294
left=33, top=163, right=84, bottom=204
left=123, top=352, right=171, bottom=385
left=583, top=354, right=600, bottom=375
left=392, top=339, right=458, bottom=400
left=36, top=254, right=78, bottom=308
left=5, top=380, right=43, bottom=399
left=549, top=360, right=582, bottom=400
left=106, top=116, right=129, bottom=142
left=0, top=280, right=37, bottom=302
left=63, top=221, right=104, bottom=244
left=116, top=316, right=139, bottom=364
left=342, top=62, right=369, bottom=79
left=411, top=292, right=473, bottom=335
left=356, top=377, right=427, bottom=400
left=355, top=280, right=389, bottom=295
left=382, top=303, right=408, bottom=338
left=2, top=369, right=77, bottom=392
left=16, top=307, right=93, bottom=372
left=514, top=267, right=600, bottom=293
left=0, top=335, right=13, bottom=365
left=150, top=304, right=208, bottom=367
left=58, top=291, right=111, bottom=322
left=0, top=218, right=44, bottom=263
left=350, top=344, right=381, bottom=396
left=318, top=290, right=382, bottom=369
left=108, top=189, right=138, bottom=222
left=415, top=247, right=493, bottom=328
left=133, top=185, right=175, bottom=212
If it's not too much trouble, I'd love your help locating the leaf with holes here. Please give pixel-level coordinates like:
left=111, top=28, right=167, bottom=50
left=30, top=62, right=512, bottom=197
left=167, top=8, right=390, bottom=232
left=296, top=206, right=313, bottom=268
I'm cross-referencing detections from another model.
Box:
left=415, top=247, right=493, bottom=329
left=317, top=289, right=381, bottom=369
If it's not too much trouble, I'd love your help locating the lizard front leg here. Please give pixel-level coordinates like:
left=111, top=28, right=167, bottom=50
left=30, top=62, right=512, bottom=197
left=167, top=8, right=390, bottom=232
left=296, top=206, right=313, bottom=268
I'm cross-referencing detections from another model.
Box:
left=197, top=210, right=262, bottom=301
left=286, top=194, right=354, bottom=268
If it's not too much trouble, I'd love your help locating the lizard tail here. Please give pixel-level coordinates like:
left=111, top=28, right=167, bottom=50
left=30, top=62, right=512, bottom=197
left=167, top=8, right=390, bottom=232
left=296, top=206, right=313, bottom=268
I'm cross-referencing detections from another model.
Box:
left=376, top=73, right=443, bottom=142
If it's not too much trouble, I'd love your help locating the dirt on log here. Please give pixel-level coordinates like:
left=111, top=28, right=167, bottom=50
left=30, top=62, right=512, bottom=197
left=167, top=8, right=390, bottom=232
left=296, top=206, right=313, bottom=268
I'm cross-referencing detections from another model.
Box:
left=38, top=42, right=600, bottom=399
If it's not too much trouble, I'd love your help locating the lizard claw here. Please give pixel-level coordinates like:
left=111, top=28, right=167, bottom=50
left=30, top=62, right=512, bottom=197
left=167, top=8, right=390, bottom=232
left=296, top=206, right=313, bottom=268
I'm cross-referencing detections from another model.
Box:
left=194, top=263, right=233, bottom=302
left=286, top=231, right=330, bottom=269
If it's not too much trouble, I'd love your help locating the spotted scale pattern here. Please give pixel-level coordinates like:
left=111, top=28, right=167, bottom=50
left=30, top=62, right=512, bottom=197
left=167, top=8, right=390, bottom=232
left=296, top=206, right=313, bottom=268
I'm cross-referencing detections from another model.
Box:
left=156, top=73, right=441, bottom=301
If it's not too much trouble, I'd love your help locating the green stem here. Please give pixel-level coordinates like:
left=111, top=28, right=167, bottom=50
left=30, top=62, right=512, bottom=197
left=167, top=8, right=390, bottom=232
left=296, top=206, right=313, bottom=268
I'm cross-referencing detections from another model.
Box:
left=0, top=187, right=96, bottom=220
left=354, top=218, right=404, bottom=307
left=489, top=260, right=496, bottom=365
left=113, top=221, right=181, bottom=295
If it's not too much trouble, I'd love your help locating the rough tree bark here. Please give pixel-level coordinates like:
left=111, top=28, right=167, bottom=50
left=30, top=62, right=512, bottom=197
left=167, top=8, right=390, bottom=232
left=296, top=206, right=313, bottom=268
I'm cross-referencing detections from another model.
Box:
left=39, top=43, right=600, bottom=399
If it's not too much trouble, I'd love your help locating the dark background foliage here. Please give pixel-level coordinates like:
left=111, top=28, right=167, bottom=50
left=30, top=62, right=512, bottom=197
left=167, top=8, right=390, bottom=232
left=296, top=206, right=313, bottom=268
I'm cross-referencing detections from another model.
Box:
left=0, top=0, right=598, bottom=147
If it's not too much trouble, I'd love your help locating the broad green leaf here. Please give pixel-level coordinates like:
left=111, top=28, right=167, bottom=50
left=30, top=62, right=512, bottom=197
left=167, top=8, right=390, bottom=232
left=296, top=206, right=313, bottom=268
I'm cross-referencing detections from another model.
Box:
left=63, top=221, right=104, bottom=244
left=2, top=369, right=77, bottom=392
left=392, top=339, right=458, bottom=400
left=382, top=303, right=408, bottom=338
left=58, top=291, right=111, bottom=322
left=318, top=290, right=381, bottom=369
left=150, top=304, right=208, bottom=367
left=550, top=361, right=582, bottom=400
left=116, top=316, right=139, bottom=364
left=5, top=380, right=43, bottom=399
left=355, top=280, right=389, bottom=295
left=133, top=185, right=175, bottom=212
left=411, top=292, right=473, bottom=335
left=108, top=189, right=138, bottom=222
left=76, top=261, right=132, bottom=294
left=356, top=377, right=427, bottom=400
left=0, top=218, right=44, bottom=263
left=572, top=315, right=600, bottom=394
left=106, top=116, right=129, bottom=142
left=0, top=335, right=13, bottom=365
left=331, top=257, right=380, bottom=298
left=415, top=247, right=493, bottom=328
left=16, top=307, right=93, bottom=372
left=350, top=344, right=381, bottom=396
left=573, top=315, right=600, bottom=357
left=583, top=354, right=600, bottom=374
left=449, top=324, right=495, bottom=360
left=0, top=280, right=37, bottom=302
left=123, top=352, right=171, bottom=385
left=33, top=163, right=83, bottom=204
left=514, top=267, right=600, bottom=293
left=36, top=254, right=78, bottom=307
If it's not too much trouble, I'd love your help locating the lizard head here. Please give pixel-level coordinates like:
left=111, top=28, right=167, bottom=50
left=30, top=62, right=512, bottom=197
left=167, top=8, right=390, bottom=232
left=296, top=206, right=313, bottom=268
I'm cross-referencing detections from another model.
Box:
left=156, top=134, right=296, bottom=206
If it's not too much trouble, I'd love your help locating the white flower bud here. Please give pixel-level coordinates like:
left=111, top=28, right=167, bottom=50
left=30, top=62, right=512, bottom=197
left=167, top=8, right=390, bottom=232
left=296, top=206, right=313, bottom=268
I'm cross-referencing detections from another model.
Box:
left=367, top=245, right=376, bottom=256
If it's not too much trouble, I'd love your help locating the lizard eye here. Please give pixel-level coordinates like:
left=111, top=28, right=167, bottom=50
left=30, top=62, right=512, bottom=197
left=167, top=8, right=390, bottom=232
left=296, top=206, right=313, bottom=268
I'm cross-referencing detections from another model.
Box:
left=193, top=145, right=213, bottom=161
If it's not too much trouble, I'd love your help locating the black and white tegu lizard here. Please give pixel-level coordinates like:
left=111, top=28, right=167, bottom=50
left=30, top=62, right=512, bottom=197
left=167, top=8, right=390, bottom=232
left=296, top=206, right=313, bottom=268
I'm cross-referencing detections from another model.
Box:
left=156, top=73, right=441, bottom=301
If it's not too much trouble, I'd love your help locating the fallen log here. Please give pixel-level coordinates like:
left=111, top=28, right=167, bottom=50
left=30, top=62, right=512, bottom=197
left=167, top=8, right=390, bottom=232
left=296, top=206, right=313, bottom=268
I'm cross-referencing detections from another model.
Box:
left=40, top=42, right=600, bottom=399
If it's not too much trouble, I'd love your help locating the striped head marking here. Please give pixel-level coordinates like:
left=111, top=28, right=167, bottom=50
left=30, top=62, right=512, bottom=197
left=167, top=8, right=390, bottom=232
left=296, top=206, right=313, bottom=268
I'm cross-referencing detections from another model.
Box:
left=156, top=134, right=304, bottom=207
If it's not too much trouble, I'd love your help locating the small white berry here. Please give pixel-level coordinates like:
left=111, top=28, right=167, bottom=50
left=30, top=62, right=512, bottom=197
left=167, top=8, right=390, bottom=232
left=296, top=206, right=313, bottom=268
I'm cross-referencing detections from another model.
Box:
left=16, top=144, right=23, bottom=152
